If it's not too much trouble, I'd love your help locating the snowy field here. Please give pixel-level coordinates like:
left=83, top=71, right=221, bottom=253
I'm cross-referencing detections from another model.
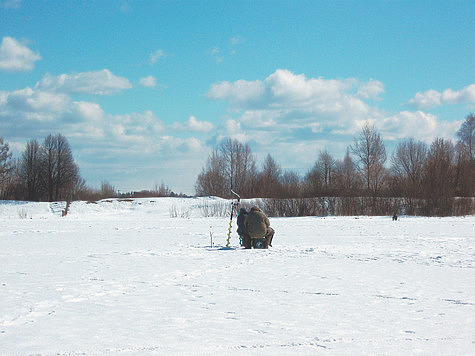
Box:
left=0, top=198, right=474, bottom=355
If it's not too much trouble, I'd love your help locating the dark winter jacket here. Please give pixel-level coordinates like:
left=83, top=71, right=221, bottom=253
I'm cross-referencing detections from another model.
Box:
left=245, top=207, right=270, bottom=238
left=237, top=208, right=247, bottom=235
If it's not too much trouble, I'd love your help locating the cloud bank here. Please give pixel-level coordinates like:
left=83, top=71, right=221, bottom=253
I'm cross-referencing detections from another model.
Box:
left=1, top=65, right=468, bottom=192
left=0, top=69, right=205, bottom=159
left=207, top=69, right=463, bottom=166
left=0, top=36, right=41, bottom=72
left=409, top=84, right=475, bottom=109
left=208, top=69, right=383, bottom=137
left=36, top=70, right=132, bottom=95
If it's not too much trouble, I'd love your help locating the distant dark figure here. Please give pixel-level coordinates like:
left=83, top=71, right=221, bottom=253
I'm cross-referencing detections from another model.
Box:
left=245, top=206, right=274, bottom=249
left=237, top=208, right=251, bottom=249
left=392, top=213, right=398, bottom=221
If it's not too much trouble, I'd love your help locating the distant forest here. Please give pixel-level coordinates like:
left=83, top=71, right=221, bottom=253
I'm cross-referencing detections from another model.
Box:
left=0, top=113, right=473, bottom=216
left=195, top=114, right=474, bottom=216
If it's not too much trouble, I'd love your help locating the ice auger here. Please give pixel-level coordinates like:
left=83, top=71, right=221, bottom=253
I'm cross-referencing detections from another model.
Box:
left=225, top=189, right=241, bottom=247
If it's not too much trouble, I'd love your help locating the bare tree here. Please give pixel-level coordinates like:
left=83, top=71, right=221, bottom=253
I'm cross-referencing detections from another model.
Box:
left=454, top=114, right=474, bottom=197
left=40, top=134, right=80, bottom=201
left=196, top=138, right=256, bottom=198
left=390, top=138, right=427, bottom=198
left=351, top=122, right=387, bottom=197
left=456, top=113, right=474, bottom=161
left=304, top=149, right=337, bottom=197
left=258, top=154, right=282, bottom=197
left=317, top=150, right=335, bottom=194
left=280, top=170, right=301, bottom=198
left=20, top=139, right=42, bottom=201
left=334, top=147, right=361, bottom=196
left=454, top=141, right=474, bottom=197
left=54, top=134, right=79, bottom=201
left=101, top=180, right=116, bottom=198
left=41, top=134, right=57, bottom=201
left=195, top=149, right=228, bottom=197
left=71, top=177, right=88, bottom=201
left=423, top=138, right=455, bottom=215
left=153, top=181, right=171, bottom=197
left=219, top=138, right=255, bottom=196
left=0, top=137, right=13, bottom=198
left=304, top=162, right=323, bottom=197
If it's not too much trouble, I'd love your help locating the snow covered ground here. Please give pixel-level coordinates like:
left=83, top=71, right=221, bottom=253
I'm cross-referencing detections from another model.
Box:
left=0, top=198, right=474, bottom=355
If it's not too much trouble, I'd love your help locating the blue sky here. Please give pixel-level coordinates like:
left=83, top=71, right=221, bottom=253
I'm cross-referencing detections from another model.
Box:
left=0, top=0, right=474, bottom=195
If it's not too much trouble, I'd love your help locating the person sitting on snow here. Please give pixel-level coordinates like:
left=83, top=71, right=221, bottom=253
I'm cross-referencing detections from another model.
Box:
left=237, top=208, right=251, bottom=249
left=244, top=206, right=274, bottom=249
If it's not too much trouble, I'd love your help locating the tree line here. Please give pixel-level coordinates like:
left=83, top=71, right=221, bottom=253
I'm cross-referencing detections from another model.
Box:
left=195, top=113, right=474, bottom=216
left=0, top=134, right=86, bottom=202
left=0, top=134, right=187, bottom=202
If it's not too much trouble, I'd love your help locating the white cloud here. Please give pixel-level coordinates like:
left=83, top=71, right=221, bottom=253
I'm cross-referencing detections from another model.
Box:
left=70, top=101, right=105, bottom=123
left=208, top=69, right=362, bottom=111
left=139, top=75, right=156, bottom=88
left=207, top=69, right=377, bottom=135
left=207, top=79, right=265, bottom=108
left=0, top=75, right=172, bottom=149
left=409, top=89, right=442, bottom=109
left=171, top=116, right=214, bottom=133
left=2, top=87, right=70, bottom=121
left=149, top=49, right=166, bottom=65
left=377, top=110, right=461, bottom=143
left=111, top=110, right=165, bottom=138
left=239, top=109, right=280, bottom=128
left=357, top=79, right=385, bottom=100
left=0, top=83, right=162, bottom=143
left=185, top=137, right=203, bottom=151
left=0, top=87, right=101, bottom=140
left=186, top=116, right=213, bottom=132
left=163, top=136, right=205, bottom=152
left=0, top=36, right=41, bottom=72
left=224, top=119, right=241, bottom=135
left=409, top=84, right=475, bottom=109
left=213, top=119, right=248, bottom=144
left=264, top=69, right=353, bottom=106
left=36, top=69, right=132, bottom=95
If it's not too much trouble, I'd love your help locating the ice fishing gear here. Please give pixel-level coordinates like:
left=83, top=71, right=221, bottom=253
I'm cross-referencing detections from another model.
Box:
left=251, top=237, right=267, bottom=249
left=225, top=189, right=241, bottom=247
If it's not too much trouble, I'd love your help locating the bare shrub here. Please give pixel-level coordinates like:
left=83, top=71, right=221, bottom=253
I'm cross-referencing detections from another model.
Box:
left=261, top=198, right=320, bottom=217
left=453, top=197, right=475, bottom=216
left=18, top=208, right=29, bottom=219
left=199, top=201, right=229, bottom=217
left=169, top=205, right=190, bottom=218
left=258, top=196, right=473, bottom=217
